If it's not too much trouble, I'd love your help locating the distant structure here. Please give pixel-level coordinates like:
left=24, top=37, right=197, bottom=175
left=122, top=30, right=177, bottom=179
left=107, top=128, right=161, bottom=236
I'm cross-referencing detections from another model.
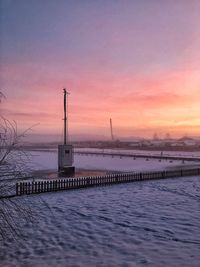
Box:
left=110, top=118, right=114, bottom=141
left=58, top=88, right=75, bottom=176
left=165, top=132, right=171, bottom=140
left=153, top=132, right=159, bottom=140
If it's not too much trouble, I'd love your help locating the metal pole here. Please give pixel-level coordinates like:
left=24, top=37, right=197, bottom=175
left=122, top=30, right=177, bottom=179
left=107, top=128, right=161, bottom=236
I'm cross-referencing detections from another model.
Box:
left=66, top=91, right=69, bottom=143
left=63, top=88, right=67, bottom=144
left=110, top=118, right=114, bottom=141
left=63, top=88, right=70, bottom=144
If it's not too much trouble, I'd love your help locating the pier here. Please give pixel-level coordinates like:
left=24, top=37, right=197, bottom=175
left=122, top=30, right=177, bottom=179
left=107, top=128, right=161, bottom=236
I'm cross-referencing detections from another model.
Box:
left=75, top=150, right=200, bottom=162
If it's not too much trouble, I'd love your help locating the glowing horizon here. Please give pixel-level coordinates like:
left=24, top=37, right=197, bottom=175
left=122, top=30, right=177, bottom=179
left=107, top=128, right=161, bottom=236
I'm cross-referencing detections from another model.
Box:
left=1, top=0, right=200, bottom=140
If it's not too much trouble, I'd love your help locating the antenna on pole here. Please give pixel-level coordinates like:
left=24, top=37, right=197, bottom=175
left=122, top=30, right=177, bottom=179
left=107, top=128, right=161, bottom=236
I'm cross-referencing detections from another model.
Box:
left=110, top=118, right=114, bottom=141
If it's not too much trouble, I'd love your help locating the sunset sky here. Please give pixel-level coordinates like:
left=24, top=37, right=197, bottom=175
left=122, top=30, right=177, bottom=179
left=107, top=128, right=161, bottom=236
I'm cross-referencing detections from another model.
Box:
left=1, top=0, right=200, bottom=140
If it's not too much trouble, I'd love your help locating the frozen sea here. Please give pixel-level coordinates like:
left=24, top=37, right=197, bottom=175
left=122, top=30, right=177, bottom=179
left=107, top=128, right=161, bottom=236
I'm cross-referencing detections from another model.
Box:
left=0, top=149, right=200, bottom=267
left=29, top=148, right=200, bottom=174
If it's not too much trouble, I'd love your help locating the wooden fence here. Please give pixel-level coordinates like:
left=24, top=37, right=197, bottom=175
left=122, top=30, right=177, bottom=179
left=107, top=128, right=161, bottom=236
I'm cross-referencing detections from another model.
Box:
left=16, top=168, right=200, bottom=196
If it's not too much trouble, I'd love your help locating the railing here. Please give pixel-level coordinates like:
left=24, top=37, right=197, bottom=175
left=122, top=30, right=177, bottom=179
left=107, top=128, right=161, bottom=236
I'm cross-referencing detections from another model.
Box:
left=75, top=150, right=200, bottom=162
left=16, top=168, right=200, bottom=196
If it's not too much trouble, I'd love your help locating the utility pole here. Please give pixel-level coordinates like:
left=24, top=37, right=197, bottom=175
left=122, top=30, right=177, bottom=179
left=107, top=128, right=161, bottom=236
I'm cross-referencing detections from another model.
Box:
left=63, top=88, right=70, bottom=144
left=58, top=88, right=75, bottom=176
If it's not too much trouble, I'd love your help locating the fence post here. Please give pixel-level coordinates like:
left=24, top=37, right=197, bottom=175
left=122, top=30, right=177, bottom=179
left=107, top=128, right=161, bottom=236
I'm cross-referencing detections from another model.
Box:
left=16, top=183, right=19, bottom=196
left=25, top=182, right=27, bottom=194
left=39, top=181, right=41, bottom=193
left=57, top=180, right=60, bottom=190
left=28, top=182, right=31, bottom=194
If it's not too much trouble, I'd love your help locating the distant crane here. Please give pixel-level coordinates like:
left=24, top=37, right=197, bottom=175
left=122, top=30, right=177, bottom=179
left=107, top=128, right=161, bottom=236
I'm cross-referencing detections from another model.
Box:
left=110, top=118, right=114, bottom=141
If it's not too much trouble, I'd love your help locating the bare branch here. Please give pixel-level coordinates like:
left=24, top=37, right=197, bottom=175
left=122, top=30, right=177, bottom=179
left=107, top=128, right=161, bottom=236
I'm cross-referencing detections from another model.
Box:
left=0, top=92, right=36, bottom=239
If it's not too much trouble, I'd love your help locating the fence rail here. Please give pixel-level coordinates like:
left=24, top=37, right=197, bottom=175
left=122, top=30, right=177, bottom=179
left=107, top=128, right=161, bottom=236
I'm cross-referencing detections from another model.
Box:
left=16, top=168, right=200, bottom=196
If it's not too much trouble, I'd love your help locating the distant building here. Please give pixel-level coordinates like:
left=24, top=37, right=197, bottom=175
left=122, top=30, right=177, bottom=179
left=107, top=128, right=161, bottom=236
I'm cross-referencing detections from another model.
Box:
left=178, top=137, right=197, bottom=146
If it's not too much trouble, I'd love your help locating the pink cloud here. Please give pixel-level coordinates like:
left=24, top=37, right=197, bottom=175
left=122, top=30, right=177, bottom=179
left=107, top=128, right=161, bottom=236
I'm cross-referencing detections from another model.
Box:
left=1, top=60, right=200, bottom=137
